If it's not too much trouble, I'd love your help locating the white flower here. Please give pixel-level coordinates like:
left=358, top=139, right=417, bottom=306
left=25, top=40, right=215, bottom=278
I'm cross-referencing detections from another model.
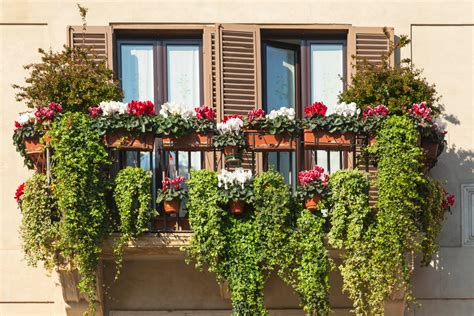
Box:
left=216, top=117, right=243, bottom=135
left=160, top=102, right=194, bottom=119
left=218, top=168, right=252, bottom=190
left=98, top=101, right=128, bottom=116
left=17, top=112, right=36, bottom=126
left=266, top=107, right=295, bottom=120
left=333, top=102, right=359, bottom=117
left=433, top=117, right=447, bottom=132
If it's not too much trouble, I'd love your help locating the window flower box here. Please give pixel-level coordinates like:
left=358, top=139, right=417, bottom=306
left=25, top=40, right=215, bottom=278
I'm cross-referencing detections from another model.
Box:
left=245, top=130, right=296, bottom=151
left=104, top=131, right=155, bottom=151
left=303, top=130, right=355, bottom=150
left=162, top=132, right=213, bottom=151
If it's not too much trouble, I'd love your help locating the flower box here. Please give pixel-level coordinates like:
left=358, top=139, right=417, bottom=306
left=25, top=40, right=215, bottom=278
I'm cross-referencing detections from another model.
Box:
left=24, top=136, right=48, bottom=172
left=245, top=130, right=296, bottom=152
left=24, top=137, right=45, bottom=154
left=161, top=132, right=213, bottom=151
left=104, top=131, right=154, bottom=151
left=303, top=130, right=355, bottom=150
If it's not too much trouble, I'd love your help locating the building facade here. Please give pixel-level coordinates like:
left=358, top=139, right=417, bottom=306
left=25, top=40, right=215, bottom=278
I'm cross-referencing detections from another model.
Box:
left=0, top=0, right=473, bottom=315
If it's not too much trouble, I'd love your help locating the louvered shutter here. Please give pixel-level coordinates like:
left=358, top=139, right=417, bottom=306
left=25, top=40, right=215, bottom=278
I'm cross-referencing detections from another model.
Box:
left=67, top=26, right=114, bottom=70
left=203, top=26, right=221, bottom=114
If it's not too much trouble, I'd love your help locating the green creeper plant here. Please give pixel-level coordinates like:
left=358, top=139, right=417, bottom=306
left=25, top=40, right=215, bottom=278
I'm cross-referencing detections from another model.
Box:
left=50, top=112, right=111, bottom=314
left=113, top=167, right=154, bottom=278
left=18, top=174, right=60, bottom=270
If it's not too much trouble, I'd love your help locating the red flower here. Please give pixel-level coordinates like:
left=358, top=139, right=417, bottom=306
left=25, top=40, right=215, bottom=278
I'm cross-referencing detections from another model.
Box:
left=304, top=102, right=327, bottom=118
left=298, top=166, right=328, bottom=187
left=408, top=102, right=432, bottom=122
left=195, top=106, right=216, bottom=120
left=127, top=100, right=155, bottom=116
left=162, top=176, right=186, bottom=190
left=14, top=121, right=21, bottom=129
left=363, top=104, right=389, bottom=118
left=48, top=102, right=62, bottom=113
left=34, top=102, right=62, bottom=123
left=223, top=114, right=243, bottom=123
left=15, top=183, right=25, bottom=203
left=88, top=106, right=102, bottom=118
left=442, top=189, right=455, bottom=209
left=248, top=109, right=265, bottom=122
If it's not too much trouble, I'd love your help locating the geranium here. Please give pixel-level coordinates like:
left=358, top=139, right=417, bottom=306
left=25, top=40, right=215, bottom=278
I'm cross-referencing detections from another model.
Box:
left=304, top=101, right=327, bottom=118
left=363, top=104, right=389, bottom=118
left=195, top=106, right=216, bottom=120
left=247, top=109, right=265, bottom=122
left=442, top=189, right=455, bottom=210
left=297, top=166, right=329, bottom=198
left=217, top=168, right=254, bottom=203
left=157, top=176, right=187, bottom=203
left=159, top=102, right=193, bottom=118
left=15, top=183, right=25, bottom=204
left=128, top=100, right=155, bottom=116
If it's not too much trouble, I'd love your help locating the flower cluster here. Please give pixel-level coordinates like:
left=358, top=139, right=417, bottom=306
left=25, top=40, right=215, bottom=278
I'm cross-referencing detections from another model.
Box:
left=217, top=115, right=244, bottom=135
left=15, top=183, right=25, bottom=204
left=304, top=101, right=328, bottom=118
left=442, top=189, right=455, bottom=210
left=128, top=100, right=155, bottom=116
left=162, top=176, right=186, bottom=191
left=218, top=168, right=253, bottom=190
left=15, top=112, right=36, bottom=129
left=333, top=102, right=360, bottom=117
left=160, top=102, right=194, bottom=118
left=363, top=104, right=389, bottom=118
left=34, top=102, right=62, bottom=123
left=266, top=107, right=296, bottom=121
left=297, top=166, right=329, bottom=198
left=247, top=108, right=265, bottom=122
left=408, top=102, right=432, bottom=122
left=194, top=106, right=216, bottom=120
left=97, top=101, right=128, bottom=116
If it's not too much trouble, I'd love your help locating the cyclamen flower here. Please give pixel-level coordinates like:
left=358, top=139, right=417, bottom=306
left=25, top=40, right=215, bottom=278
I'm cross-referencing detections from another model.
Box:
left=304, top=101, right=327, bottom=118
left=222, top=114, right=243, bottom=123
left=408, top=102, right=432, bottom=122
left=34, top=102, right=62, bottom=123
left=195, top=106, right=216, bottom=120
left=363, top=104, right=389, bottom=118
left=160, top=102, right=193, bottom=118
left=442, top=189, right=455, bottom=209
left=298, top=166, right=328, bottom=188
left=162, top=176, right=185, bottom=191
left=15, top=112, right=36, bottom=128
left=266, top=107, right=295, bottom=120
left=218, top=168, right=252, bottom=190
left=128, top=100, right=155, bottom=116
left=248, top=109, right=265, bottom=122
left=98, top=101, right=128, bottom=116
left=15, top=183, right=25, bottom=203
left=217, top=116, right=243, bottom=135
left=333, top=102, right=360, bottom=117
left=88, top=106, right=103, bottom=118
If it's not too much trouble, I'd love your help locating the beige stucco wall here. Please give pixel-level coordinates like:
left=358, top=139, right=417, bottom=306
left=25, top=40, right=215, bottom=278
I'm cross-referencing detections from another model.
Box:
left=1, top=0, right=473, bottom=315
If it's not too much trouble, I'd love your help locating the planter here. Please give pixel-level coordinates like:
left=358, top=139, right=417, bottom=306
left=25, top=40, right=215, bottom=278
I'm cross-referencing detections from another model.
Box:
left=305, top=194, right=321, bottom=211
left=223, top=146, right=242, bottom=160
left=368, top=134, right=377, bottom=146
left=24, top=137, right=45, bottom=154
left=162, top=132, right=213, bottom=151
left=24, top=136, right=48, bottom=172
left=303, top=130, right=354, bottom=150
left=229, top=200, right=245, bottom=215
left=163, top=199, right=181, bottom=214
left=421, top=140, right=439, bottom=162
left=245, top=130, right=295, bottom=152
left=104, top=131, right=154, bottom=151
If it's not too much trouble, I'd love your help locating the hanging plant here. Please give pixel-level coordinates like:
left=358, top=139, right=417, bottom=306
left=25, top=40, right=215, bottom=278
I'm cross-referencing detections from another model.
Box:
left=296, top=166, right=329, bottom=211
left=156, top=176, right=187, bottom=214
left=217, top=168, right=254, bottom=214
left=50, top=112, right=111, bottom=313
left=18, top=174, right=60, bottom=270
left=113, top=167, right=154, bottom=278
left=214, top=115, right=246, bottom=161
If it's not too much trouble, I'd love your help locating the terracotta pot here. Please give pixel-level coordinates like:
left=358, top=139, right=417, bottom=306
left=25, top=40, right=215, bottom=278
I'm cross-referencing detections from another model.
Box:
left=421, top=140, right=439, bottom=162
left=24, top=137, right=45, bottom=154
left=223, top=146, right=241, bottom=159
left=24, top=137, right=48, bottom=173
left=104, top=131, right=154, bottom=151
left=245, top=130, right=295, bottom=152
left=162, top=132, right=213, bottom=151
left=368, top=134, right=377, bottom=146
left=163, top=199, right=181, bottom=214
left=305, top=194, right=321, bottom=211
left=303, top=130, right=354, bottom=150
left=229, top=200, right=245, bottom=215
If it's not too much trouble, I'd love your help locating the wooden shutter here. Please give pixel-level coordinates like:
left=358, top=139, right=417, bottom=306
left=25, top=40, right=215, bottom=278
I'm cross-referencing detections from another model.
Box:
left=67, top=25, right=114, bottom=70
left=203, top=26, right=221, bottom=114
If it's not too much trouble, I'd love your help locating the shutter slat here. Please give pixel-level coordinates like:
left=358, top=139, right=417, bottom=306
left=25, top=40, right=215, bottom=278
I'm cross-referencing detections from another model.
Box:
left=68, top=26, right=113, bottom=70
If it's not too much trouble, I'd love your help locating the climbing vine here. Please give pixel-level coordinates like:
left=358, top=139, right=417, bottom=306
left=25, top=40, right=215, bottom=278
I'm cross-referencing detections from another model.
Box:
left=113, top=167, right=154, bottom=278
left=50, top=112, right=111, bottom=313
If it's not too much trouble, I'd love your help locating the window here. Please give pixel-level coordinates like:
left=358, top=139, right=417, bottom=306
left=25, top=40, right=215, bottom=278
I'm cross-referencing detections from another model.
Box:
left=462, top=184, right=474, bottom=246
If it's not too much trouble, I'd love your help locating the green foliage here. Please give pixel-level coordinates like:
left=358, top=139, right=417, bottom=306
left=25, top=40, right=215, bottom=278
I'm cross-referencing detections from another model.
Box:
left=246, top=116, right=300, bottom=137
left=304, top=114, right=361, bottom=134
left=113, top=167, right=154, bottom=277
left=12, top=122, right=42, bottom=169
left=92, top=114, right=157, bottom=135
left=19, top=174, right=60, bottom=270
left=214, top=132, right=246, bottom=149
left=13, top=46, right=123, bottom=113
left=50, top=112, right=111, bottom=313
left=339, top=33, right=440, bottom=116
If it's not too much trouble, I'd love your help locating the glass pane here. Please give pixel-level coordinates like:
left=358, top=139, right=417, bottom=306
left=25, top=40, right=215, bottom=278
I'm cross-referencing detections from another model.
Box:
left=166, top=45, right=201, bottom=178
left=265, top=46, right=296, bottom=110
left=120, top=44, right=154, bottom=102
left=310, top=43, right=343, bottom=113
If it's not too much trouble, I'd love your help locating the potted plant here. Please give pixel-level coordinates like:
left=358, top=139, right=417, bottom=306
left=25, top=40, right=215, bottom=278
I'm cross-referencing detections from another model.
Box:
left=214, top=115, right=246, bottom=162
left=303, top=101, right=358, bottom=150
left=89, top=100, right=156, bottom=151
left=244, top=107, right=299, bottom=151
left=217, top=168, right=253, bottom=215
left=361, top=104, right=390, bottom=145
left=297, top=165, right=329, bottom=211
left=13, top=102, right=62, bottom=170
left=156, top=176, right=187, bottom=214
left=159, top=104, right=216, bottom=151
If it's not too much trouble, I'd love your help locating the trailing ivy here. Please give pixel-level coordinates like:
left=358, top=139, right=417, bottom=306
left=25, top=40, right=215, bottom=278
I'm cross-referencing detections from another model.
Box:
left=19, top=174, right=60, bottom=270
left=113, top=167, right=154, bottom=278
left=50, top=112, right=111, bottom=313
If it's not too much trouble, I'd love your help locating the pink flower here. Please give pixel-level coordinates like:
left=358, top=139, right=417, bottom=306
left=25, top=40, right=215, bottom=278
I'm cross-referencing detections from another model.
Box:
left=363, top=104, right=389, bottom=118
left=304, top=102, right=327, bottom=118
left=195, top=106, right=216, bottom=120
left=248, top=109, right=265, bottom=122
left=162, top=176, right=186, bottom=190
left=223, top=114, right=243, bottom=123
left=298, top=166, right=328, bottom=188
left=88, top=106, right=102, bottom=118
left=408, top=102, right=432, bottom=122
left=127, top=100, right=155, bottom=116
left=15, top=183, right=25, bottom=203
left=442, top=189, right=455, bottom=209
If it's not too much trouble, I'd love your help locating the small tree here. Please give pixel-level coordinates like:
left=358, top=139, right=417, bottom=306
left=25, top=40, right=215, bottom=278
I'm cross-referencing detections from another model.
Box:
left=339, top=29, right=441, bottom=116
